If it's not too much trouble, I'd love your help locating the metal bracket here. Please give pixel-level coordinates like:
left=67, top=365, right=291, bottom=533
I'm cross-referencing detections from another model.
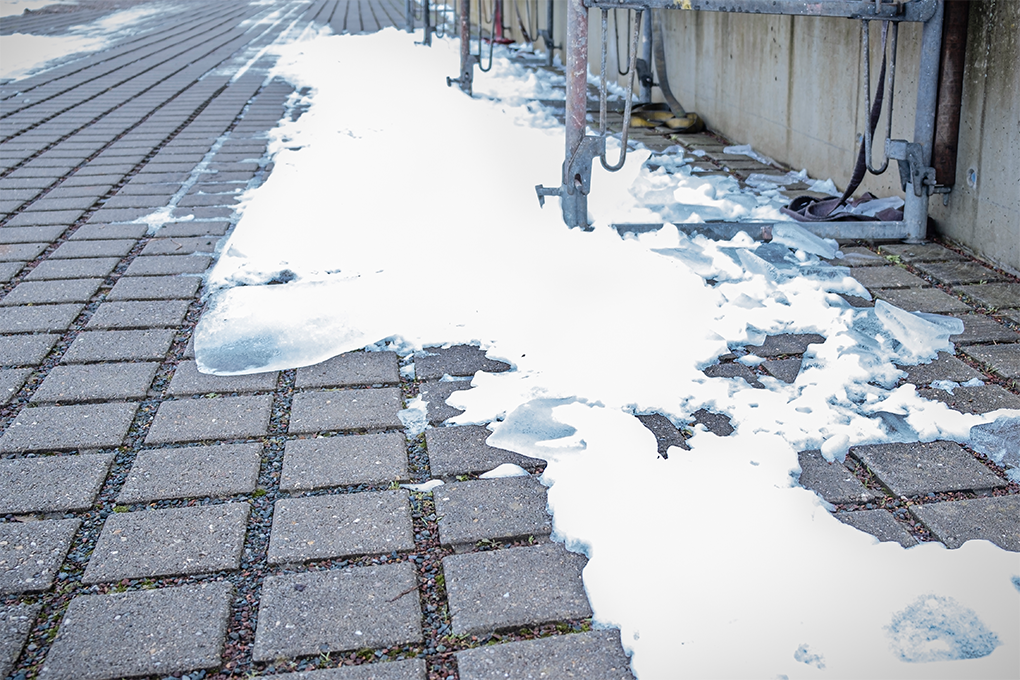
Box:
left=886, top=139, right=936, bottom=196
left=564, top=135, right=606, bottom=195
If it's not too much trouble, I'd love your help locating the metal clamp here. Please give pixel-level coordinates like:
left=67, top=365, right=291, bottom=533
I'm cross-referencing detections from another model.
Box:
left=886, top=139, right=936, bottom=196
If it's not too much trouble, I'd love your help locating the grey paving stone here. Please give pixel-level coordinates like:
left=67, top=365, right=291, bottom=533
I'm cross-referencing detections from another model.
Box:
left=31, top=362, right=157, bottom=402
left=850, top=441, right=1006, bottom=497
left=1, top=278, right=102, bottom=306
left=124, top=254, right=212, bottom=276
left=635, top=413, right=688, bottom=456
left=296, top=351, right=400, bottom=388
left=273, top=660, right=428, bottom=680
left=702, top=361, right=764, bottom=388
left=82, top=503, right=249, bottom=584
left=918, top=384, right=1020, bottom=414
left=909, top=496, right=1019, bottom=551
left=761, top=357, right=802, bottom=383
left=268, top=491, right=414, bottom=564
left=956, top=282, right=1020, bottom=310
left=692, top=408, right=735, bottom=436
left=897, top=351, right=982, bottom=385
left=850, top=266, right=929, bottom=290
left=415, top=345, right=511, bottom=380
left=289, top=388, right=403, bottom=434
left=145, top=395, right=272, bottom=444
left=879, top=243, right=967, bottom=263
left=68, top=223, right=148, bottom=240
left=950, top=314, right=1020, bottom=345
left=23, top=257, right=119, bottom=280
left=140, top=236, right=219, bottom=255
left=838, top=292, right=875, bottom=308
left=0, top=242, right=47, bottom=261
left=281, top=433, right=408, bottom=491
left=0, top=261, right=24, bottom=281
left=0, top=454, right=114, bottom=514
left=913, top=261, right=1004, bottom=286
left=456, top=630, right=634, bottom=680
left=826, top=248, right=885, bottom=267
left=168, top=360, right=277, bottom=395
left=61, top=329, right=175, bottom=363
left=797, top=450, right=879, bottom=504
left=435, top=476, right=551, bottom=550
left=1000, top=308, right=1020, bottom=327
left=835, top=509, right=917, bottom=547
left=38, top=582, right=232, bottom=680
left=874, top=287, right=972, bottom=314
left=86, top=299, right=190, bottom=329
left=0, top=225, right=65, bottom=243
left=49, top=239, right=135, bottom=259
left=159, top=220, right=230, bottom=237
left=252, top=564, right=422, bottom=662
left=426, top=425, right=546, bottom=477
left=118, top=443, right=262, bottom=503
left=444, top=543, right=591, bottom=635
left=1, top=367, right=30, bottom=405
left=0, top=303, right=83, bottom=334
left=420, top=380, right=472, bottom=425
left=107, top=274, right=202, bottom=300
left=962, top=344, right=1020, bottom=380
left=0, top=402, right=137, bottom=452
left=0, top=603, right=41, bottom=679
left=0, top=519, right=80, bottom=594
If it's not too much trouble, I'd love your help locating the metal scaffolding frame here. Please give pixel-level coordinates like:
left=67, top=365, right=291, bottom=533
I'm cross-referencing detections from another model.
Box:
left=535, top=0, right=948, bottom=242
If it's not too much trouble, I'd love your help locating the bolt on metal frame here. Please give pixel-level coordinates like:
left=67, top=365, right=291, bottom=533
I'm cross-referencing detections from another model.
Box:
left=535, top=0, right=947, bottom=242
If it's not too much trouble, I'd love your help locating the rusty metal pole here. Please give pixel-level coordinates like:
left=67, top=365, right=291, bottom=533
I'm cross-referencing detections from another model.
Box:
left=933, top=0, right=969, bottom=187
left=561, top=0, right=590, bottom=228
left=456, top=0, right=473, bottom=93
left=423, top=0, right=432, bottom=46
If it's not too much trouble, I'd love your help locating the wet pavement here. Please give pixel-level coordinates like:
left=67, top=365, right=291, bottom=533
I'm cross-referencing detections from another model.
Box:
left=2, top=1, right=1019, bottom=679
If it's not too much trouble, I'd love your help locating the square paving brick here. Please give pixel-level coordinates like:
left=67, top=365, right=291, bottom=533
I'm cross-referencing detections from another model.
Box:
left=896, top=351, right=981, bottom=385
left=435, top=476, right=552, bottom=550
left=850, top=266, right=929, bottom=290
left=825, top=247, right=886, bottom=267
left=1, top=278, right=102, bottom=306
left=273, top=660, right=427, bottom=680
left=874, top=287, right=972, bottom=314
left=1, top=368, right=30, bottom=405
left=252, top=563, right=422, bottom=661
left=761, top=357, right=802, bottom=383
left=415, top=345, right=511, bottom=380
left=0, top=453, right=115, bottom=513
left=0, top=242, right=47, bottom=261
left=444, top=543, right=591, bottom=635
left=37, top=582, right=233, bottom=680
left=31, top=362, right=157, bottom=402
left=909, top=496, right=1019, bottom=551
left=850, top=441, right=1006, bottom=497
left=0, top=304, right=83, bottom=333
left=0, top=402, right=137, bottom=452
left=456, top=630, right=634, bottom=680
left=961, top=344, right=1020, bottom=380
left=159, top=220, right=230, bottom=237
left=426, top=425, right=545, bottom=477
left=879, top=243, right=967, bottom=263
left=49, top=239, right=135, bottom=259
left=118, top=443, right=262, bottom=503
left=421, top=381, right=472, bottom=425
left=0, top=261, right=24, bottom=281
left=61, top=329, right=175, bottom=363
left=918, top=384, right=1020, bottom=414
left=23, top=257, right=119, bottom=280
left=956, top=282, right=1020, bottom=310
left=107, top=274, right=202, bottom=300
left=124, top=254, right=212, bottom=275
left=69, top=223, right=148, bottom=240
left=168, top=360, right=277, bottom=395
left=281, top=433, right=408, bottom=490
left=86, top=299, right=190, bottom=329
left=796, top=450, right=879, bottom=504
left=296, top=351, right=400, bottom=388
left=0, top=519, right=80, bottom=594
left=82, top=503, right=249, bottom=583
left=268, top=491, right=414, bottom=564
left=950, top=314, right=1020, bottom=345
left=289, top=388, right=403, bottom=434
left=145, top=395, right=272, bottom=444
left=835, top=509, right=917, bottom=547
left=140, top=236, right=219, bottom=255
left=0, top=603, right=41, bottom=679
left=0, top=226, right=65, bottom=243
left=0, top=334, right=58, bottom=366
left=913, top=261, right=1004, bottom=286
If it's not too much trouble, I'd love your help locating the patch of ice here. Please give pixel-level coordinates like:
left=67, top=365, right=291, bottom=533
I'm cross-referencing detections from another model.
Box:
left=398, top=395, right=429, bottom=436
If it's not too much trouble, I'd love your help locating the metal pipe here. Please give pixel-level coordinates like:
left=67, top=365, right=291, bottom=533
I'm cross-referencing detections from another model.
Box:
left=458, top=0, right=473, bottom=93
left=545, top=0, right=555, bottom=65
left=562, top=0, right=590, bottom=228
left=903, top=0, right=943, bottom=242
left=639, top=10, right=652, bottom=102
left=933, top=0, right=969, bottom=186
left=406, top=0, right=414, bottom=32
left=423, top=0, right=432, bottom=46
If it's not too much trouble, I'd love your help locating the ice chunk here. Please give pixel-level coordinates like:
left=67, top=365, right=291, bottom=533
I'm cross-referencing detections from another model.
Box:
left=874, top=300, right=963, bottom=365
left=886, top=595, right=1000, bottom=663
left=398, top=395, right=429, bottom=436
left=809, top=178, right=840, bottom=195
left=771, top=222, right=839, bottom=260
left=968, top=416, right=1020, bottom=468
left=479, top=463, right=531, bottom=479
left=723, top=144, right=775, bottom=166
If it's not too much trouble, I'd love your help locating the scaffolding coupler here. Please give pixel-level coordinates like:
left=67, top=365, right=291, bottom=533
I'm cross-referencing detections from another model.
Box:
left=537, top=0, right=947, bottom=243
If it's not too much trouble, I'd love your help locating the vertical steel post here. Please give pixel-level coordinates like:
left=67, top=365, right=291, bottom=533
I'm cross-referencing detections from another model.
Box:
left=903, top=0, right=944, bottom=242
left=423, top=0, right=432, bottom=45
left=406, top=0, right=414, bottom=32
left=638, top=10, right=652, bottom=103
left=561, top=0, right=590, bottom=228
left=545, top=0, right=555, bottom=66
left=459, top=0, right=473, bottom=93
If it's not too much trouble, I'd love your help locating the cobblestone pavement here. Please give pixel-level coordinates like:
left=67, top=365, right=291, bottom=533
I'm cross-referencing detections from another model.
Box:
left=2, top=2, right=1019, bottom=679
